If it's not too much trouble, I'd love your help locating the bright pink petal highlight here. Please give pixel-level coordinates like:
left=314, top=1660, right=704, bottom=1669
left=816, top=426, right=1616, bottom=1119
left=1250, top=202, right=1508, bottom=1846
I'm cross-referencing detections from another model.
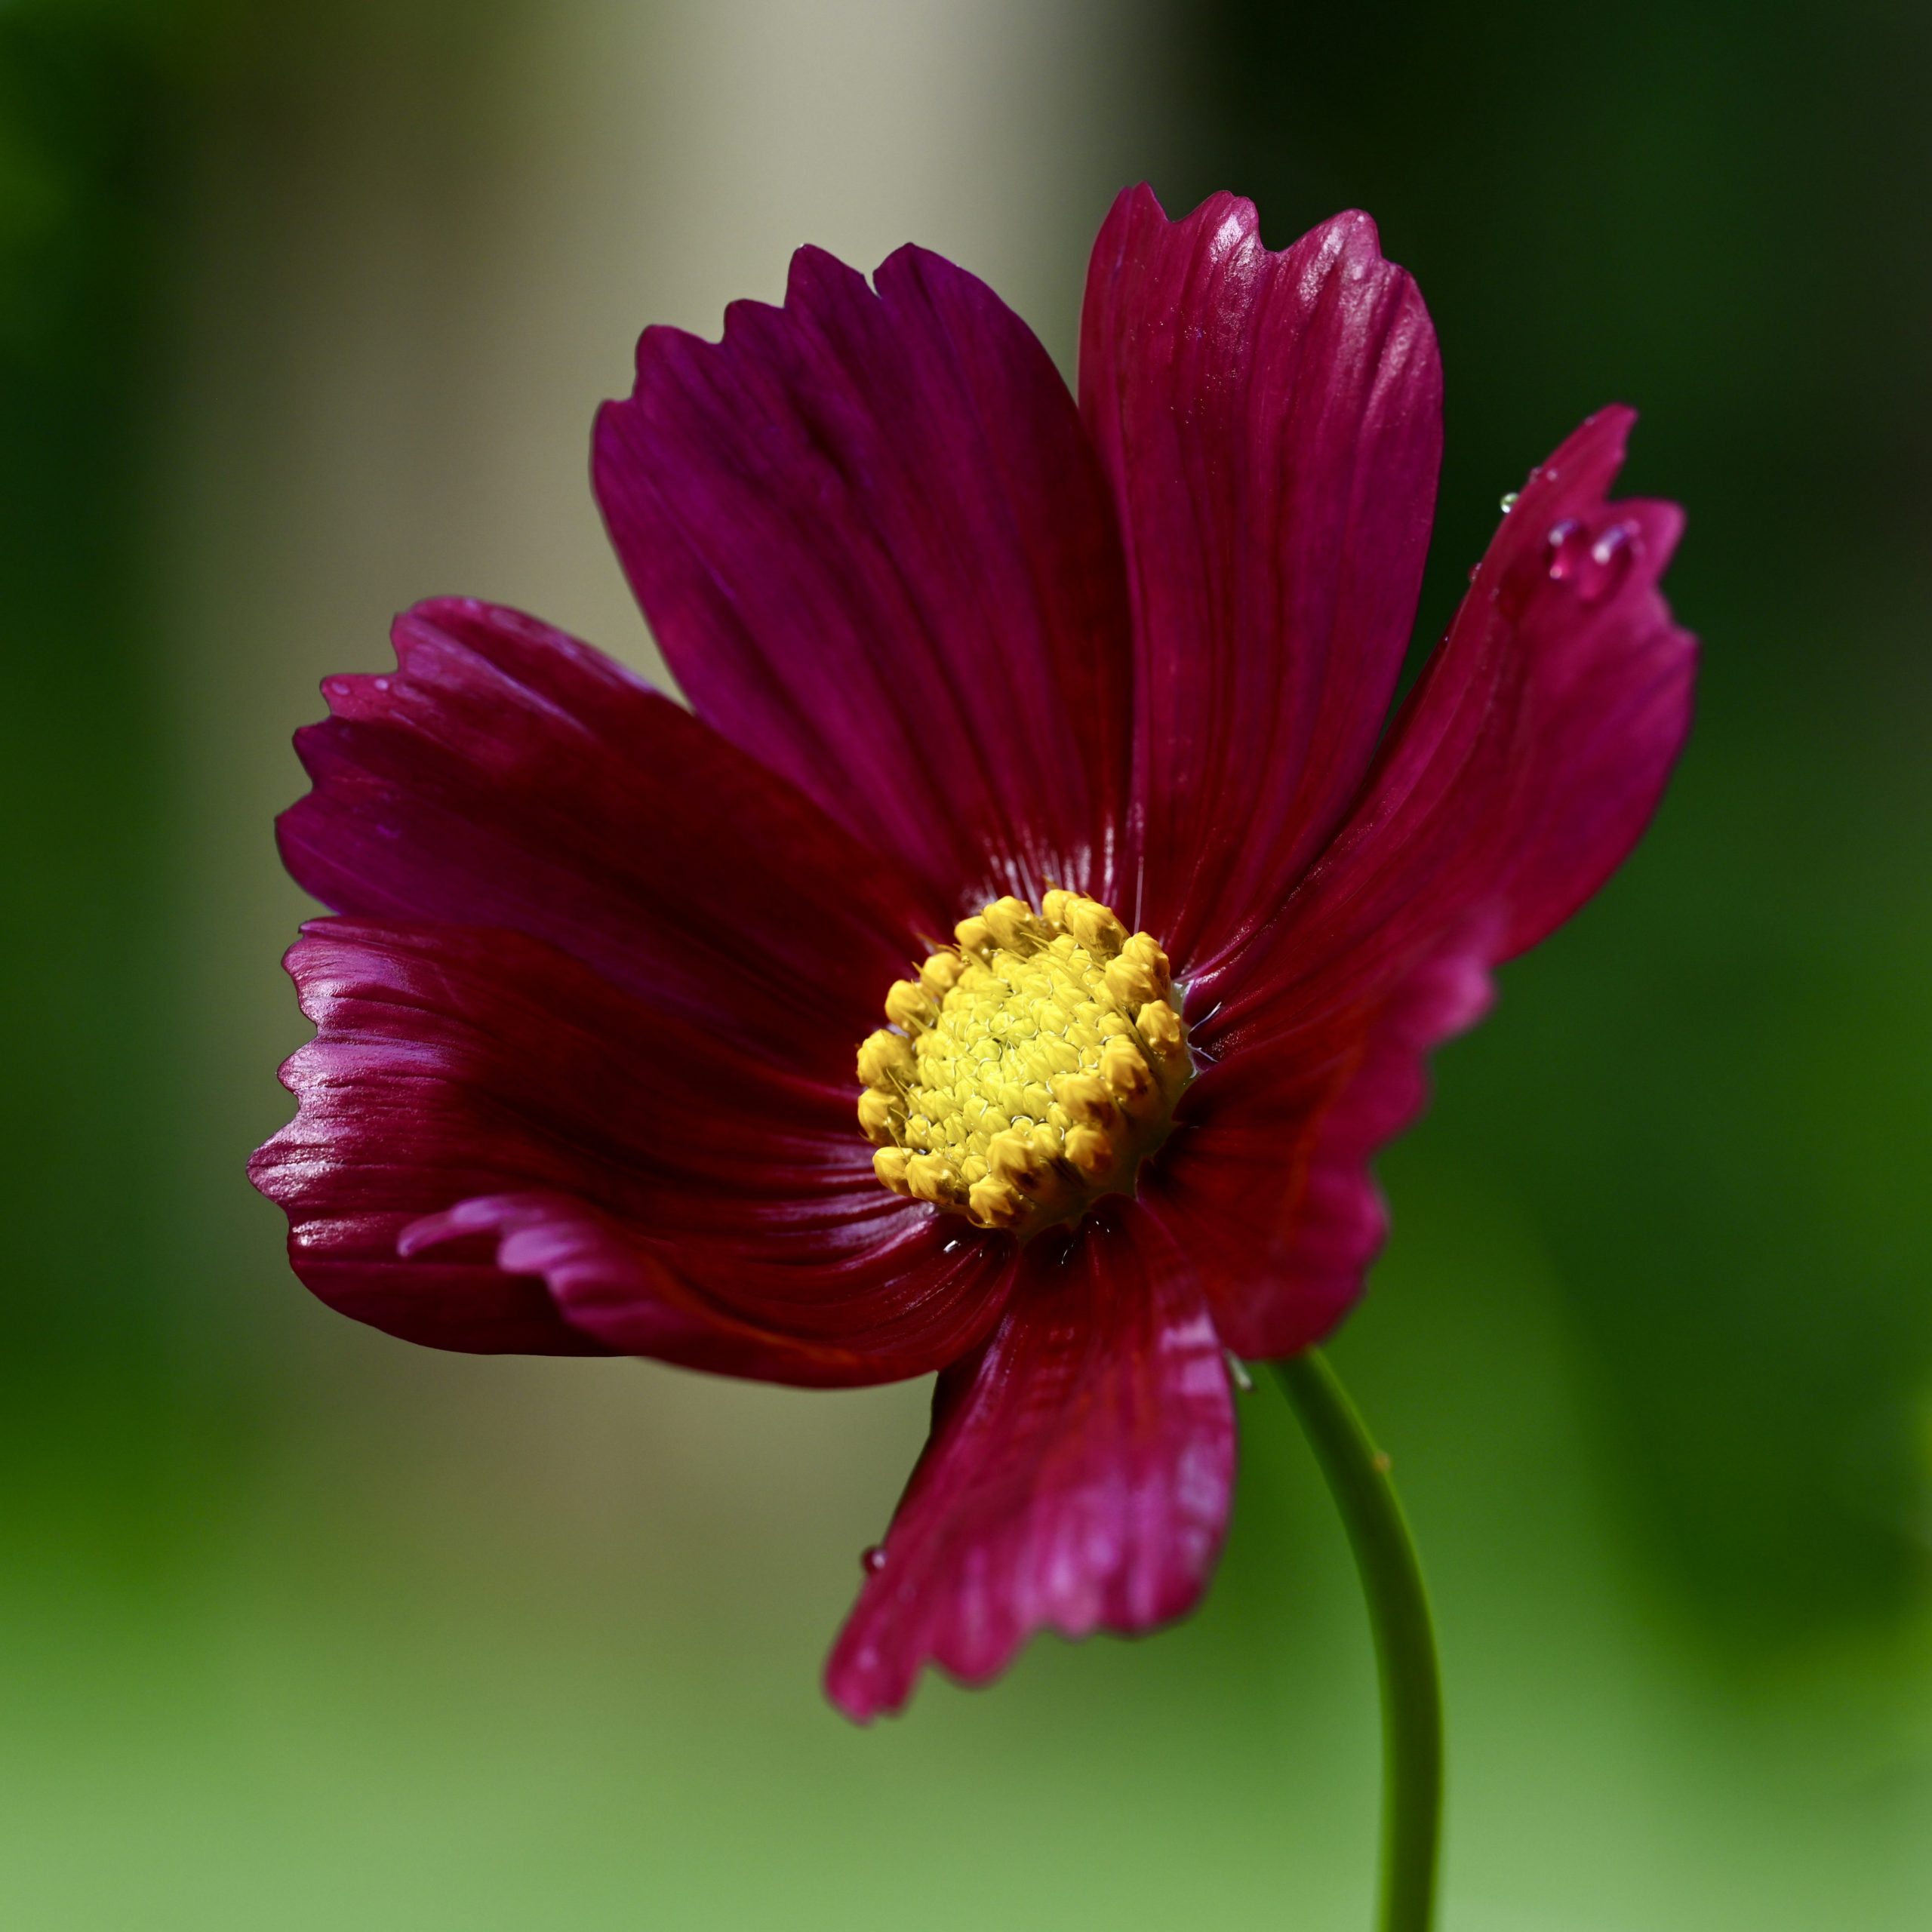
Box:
left=826, top=1210, right=1235, bottom=1720
left=595, top=244, right=1135, bottom=915
left=1080, top=187, right=1442, bottom=980
left=1180, top=407, right=1694, bottom=1358
left=279, top=598, right=937, bottom=1081
left=250, top=920, right=1013, bottom=1379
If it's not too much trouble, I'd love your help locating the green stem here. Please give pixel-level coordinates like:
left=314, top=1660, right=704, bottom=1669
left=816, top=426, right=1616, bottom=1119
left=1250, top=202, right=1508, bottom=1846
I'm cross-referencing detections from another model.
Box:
left=1270, top=1352, right=1443, bottom=1932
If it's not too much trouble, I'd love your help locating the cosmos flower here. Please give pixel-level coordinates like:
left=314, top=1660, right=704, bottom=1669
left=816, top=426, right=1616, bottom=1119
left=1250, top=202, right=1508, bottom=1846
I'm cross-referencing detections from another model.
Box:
left=250, top=186, right=1694, bottom=1721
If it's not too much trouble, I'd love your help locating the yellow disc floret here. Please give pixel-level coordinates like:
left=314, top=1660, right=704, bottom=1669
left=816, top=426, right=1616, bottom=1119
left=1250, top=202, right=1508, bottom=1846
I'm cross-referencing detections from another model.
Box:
left=855, top=891, right=1192, bottom=1238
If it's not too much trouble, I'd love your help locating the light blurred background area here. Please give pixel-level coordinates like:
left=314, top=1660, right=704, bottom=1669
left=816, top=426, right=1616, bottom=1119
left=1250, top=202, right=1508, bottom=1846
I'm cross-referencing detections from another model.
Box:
left=3, top=1, right=1929, bottom=1927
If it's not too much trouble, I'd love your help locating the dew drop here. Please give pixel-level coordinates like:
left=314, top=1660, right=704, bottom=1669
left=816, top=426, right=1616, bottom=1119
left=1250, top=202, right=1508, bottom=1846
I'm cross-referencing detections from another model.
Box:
left=372, top=675, right=391, bottom=692
left=861, top=1545, right=888, bottom=1574
left=1498, top=491, right=1519, bottom=513
left=1225, top=1350, right=1254, bottom=1394
left=1577, top=521, right=1637, bottom=603
left=1546, top=515, right=1639, bottom=603
left=1544, top=516, right=1589, bottom=583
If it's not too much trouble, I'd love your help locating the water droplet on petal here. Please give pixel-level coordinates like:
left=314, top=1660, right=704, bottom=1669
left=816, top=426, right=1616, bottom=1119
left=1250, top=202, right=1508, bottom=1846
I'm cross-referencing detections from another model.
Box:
left=1225, top=1350, right=1254, bottom=1394
left=861, top=1545, right=888, bottom=1574
left=1498, top=491, right=1519, bottom=513
left=1545, top=516, right=1589, bottom=583
left=1577, top=521, right=1637, bottom=603
left=1546, top=516, right=1640, bottom=603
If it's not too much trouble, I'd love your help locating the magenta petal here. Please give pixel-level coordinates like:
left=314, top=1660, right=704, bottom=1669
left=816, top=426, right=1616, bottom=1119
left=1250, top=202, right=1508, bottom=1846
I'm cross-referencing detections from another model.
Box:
left=824, top=1209, right=1235, bottom=1721
left=1172, top=408, right=1694, bottom=1358
left=1227, top=405, right=1697, bottom=1003
left=1147, top=934, right=1496, bottom=1360
left=402, top=1190, right=1017, bottom=1389
left=250, top=920, right=1014, bottom=1377
left=280, top=598, right=937, bottom=1080
left=595, top=243, right=1135, bottom=914
left=1080, top=187, right=1442, bottom=975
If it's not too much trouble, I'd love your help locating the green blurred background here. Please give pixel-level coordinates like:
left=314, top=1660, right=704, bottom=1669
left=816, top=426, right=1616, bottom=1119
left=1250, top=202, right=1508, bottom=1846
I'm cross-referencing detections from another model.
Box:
left=4, top=1, right=1928, bottom=1925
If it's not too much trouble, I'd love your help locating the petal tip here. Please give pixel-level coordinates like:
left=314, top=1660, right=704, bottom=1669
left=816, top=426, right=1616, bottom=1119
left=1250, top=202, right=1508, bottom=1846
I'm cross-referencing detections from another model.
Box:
left=822, top=1651, right=897, bottom=1725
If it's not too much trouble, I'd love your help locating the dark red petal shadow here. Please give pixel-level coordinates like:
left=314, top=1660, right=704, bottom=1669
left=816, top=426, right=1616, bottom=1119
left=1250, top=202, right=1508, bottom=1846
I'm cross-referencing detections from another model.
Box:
left=279, top=598, right=937, bottom=1081
left=1080, top=186, right=1442, bottom=980
left=1172, top=408, right=1695, bottom=1359
left=1145, top=933, right=1497, bottom=1361
left=595, top=243, right=1135, bottom=915
left=825, top=1208, right=1235, bottom=1720
left=248, top=920, right=1014, bottom=1378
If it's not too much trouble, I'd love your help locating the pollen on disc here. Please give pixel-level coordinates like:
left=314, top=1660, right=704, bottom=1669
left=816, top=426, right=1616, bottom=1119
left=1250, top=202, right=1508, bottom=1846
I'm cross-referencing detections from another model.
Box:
left=855, top=893, right=1192, bottom=1238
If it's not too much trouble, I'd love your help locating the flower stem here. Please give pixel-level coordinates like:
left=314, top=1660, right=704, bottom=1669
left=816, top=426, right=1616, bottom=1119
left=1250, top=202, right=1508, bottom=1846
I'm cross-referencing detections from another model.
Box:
left=1270, top=1351, right=1442, bottom=1932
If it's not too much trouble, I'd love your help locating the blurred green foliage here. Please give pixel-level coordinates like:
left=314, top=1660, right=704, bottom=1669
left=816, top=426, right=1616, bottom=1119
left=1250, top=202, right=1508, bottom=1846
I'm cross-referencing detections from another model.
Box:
left=1176, top=0, right=1932, bottom=1638
left=2, top=2, right=174, bottom=1448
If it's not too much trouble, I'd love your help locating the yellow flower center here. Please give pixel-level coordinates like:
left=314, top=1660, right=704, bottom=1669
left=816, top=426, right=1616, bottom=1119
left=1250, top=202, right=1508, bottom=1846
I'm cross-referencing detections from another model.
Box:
left=856, top=891, right=1192, bottom=1238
